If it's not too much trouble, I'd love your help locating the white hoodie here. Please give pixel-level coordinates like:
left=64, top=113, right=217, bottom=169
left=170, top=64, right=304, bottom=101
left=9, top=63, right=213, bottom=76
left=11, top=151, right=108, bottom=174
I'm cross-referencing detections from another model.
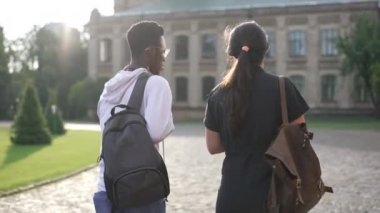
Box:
left=96, top=68, right=175, bottom=192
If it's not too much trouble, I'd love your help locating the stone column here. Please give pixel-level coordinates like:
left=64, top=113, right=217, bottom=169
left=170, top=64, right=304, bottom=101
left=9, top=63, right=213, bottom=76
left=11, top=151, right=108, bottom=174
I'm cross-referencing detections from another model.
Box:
left=306, top=15, right=320, bottom=108
left=162, top=22, right=174, bottom=88
left=338, top=13, right=353, bottom=108
left=88, top=32, right=98, bottom=80
left=276, top=16, right=287, bottom=76
left=189, top=21, right=200, bottom=108
left=112, top=26, right=124, bottom=73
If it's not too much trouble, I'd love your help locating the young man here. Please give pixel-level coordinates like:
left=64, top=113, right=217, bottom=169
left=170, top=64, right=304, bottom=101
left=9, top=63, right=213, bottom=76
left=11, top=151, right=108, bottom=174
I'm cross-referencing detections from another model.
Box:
left=93, top=21, right=174, bottom=213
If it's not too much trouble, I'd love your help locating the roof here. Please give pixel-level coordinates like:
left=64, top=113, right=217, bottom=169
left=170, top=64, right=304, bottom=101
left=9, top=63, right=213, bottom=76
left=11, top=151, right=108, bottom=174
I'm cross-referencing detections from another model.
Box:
left=113, top=0, right=379, bottom=17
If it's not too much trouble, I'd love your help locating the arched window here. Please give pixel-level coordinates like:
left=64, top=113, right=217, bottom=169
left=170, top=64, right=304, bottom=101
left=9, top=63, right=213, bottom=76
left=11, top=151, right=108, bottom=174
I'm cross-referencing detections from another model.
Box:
left=99, top=38, right=112, bottom=63
left=266, top=31, right=276, bottom=58
left=321, top=75, right=337, bottom=102
left=289, top=31, right=306, bottom=57
left=175, top=35, right=189, bottom=61
left=175, top=77, right=188, bottom=102
left=354, top=77, right=370, bottom=103
left=202, top=76, right=215, bottom=101
left=289, top=75, right=305, bottom=96
left=320, top=29, right=338, bottom=56
left=123, top=39, right=131, bottom=63
left=201, top=33, right=217, bottom=59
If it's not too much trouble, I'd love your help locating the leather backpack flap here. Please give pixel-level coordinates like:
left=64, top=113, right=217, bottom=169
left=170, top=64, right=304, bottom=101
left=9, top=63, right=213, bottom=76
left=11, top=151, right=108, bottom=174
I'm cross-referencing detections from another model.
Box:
left=266, top=127, right=299, bottom=178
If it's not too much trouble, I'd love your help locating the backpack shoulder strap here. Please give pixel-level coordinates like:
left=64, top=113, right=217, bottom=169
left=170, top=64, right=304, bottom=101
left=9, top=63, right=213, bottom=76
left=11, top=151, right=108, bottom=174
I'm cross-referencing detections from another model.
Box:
left=127, top=72, right=152, bottom=111
left=279, top=76, right=289, bottom=125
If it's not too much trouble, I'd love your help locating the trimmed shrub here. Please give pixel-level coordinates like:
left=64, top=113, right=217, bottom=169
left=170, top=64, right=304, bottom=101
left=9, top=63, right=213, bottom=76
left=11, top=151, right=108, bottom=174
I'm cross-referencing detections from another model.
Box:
left=11, top=81, right=51, bottom=145
left=45, top=90, right=66, bottom=135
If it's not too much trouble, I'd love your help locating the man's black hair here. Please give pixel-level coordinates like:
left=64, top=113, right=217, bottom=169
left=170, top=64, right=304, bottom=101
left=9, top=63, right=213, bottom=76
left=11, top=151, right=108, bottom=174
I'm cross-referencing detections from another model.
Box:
left=127, top=21, right=164, bottom=58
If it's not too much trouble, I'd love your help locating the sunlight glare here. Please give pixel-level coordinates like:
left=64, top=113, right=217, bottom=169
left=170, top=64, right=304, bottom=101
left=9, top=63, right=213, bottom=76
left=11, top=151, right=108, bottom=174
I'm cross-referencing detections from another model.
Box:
left=0, top=0, right=113, bottom=39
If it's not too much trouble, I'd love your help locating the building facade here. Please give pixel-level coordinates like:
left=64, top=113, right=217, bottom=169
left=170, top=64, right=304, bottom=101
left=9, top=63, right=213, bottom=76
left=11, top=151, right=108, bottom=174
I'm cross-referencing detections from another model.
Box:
left=86, top=0, right=379, bottom=119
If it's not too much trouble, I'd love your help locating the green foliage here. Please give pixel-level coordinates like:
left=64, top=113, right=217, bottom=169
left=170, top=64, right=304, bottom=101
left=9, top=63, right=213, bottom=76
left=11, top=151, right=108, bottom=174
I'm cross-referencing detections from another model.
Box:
left=34, top=23, right=88, bottom=115
left=337, top=14, right=380, bottom=116
left=45, top=90, right=66, bottom=135
left=7, top=24, right=88, bottom=118
left=0, top=128, right=100, bottom=192
left=68, top=78, right=106, bottom=120
left=11, top=82, right=51, bottom=145
left=0, top=26, right=11, bottom=119
left=371, top=62, right=380, bottom=98
left=7, top=26, right=40, bottom=73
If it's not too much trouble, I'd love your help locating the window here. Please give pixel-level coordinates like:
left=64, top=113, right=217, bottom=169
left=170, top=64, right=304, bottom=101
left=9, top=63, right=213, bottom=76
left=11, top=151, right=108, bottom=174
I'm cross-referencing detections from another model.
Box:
left=321, top=75, right=337, bottom=102
left=289, top=75, right=305, bottom=96
left=123, top=39, right=131, bottom=63
left=289, top=31, right=306, bottom=57
left=175, top=77, right=188, bottom=102
left=99, top=38, right=112, bottom=63
left=321, top=29, right=338, bottom=56
left=266, top=31, right=276, bottom=58
left=202, top=76, right=215, bottom=101
left=354, top=78, right=370, bottom=103
left=175, top=35, right=189, bottom=60
left=201, top=33, right=217, bottom=59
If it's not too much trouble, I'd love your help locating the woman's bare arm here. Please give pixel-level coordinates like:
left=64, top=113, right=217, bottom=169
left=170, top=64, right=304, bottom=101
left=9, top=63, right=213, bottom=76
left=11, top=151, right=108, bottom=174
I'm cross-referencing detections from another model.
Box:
left=205, top=128, right=225, bottom=155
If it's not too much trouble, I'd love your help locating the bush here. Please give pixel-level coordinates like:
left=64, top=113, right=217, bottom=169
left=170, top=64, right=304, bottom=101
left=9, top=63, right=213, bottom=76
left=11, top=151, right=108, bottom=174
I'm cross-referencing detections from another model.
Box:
left=11, top=81, right=51, bottom=145
left=45, top=90, right=66, bottom=135
left=68, top=78, right=106, bottom=120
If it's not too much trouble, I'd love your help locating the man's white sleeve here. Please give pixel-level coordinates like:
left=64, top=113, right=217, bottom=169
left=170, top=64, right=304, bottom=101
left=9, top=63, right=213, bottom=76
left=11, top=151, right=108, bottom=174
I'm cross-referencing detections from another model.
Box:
left=144, top=76, right=175, bottom=143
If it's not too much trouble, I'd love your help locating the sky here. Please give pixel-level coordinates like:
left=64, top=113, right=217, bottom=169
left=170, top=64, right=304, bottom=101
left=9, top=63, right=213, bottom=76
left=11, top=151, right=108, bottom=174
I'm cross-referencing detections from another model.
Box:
left=0, top=0, right=114, bottom=40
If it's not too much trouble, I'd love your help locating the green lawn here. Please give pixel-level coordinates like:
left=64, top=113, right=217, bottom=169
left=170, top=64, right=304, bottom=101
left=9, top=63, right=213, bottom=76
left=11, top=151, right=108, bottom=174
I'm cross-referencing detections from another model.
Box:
left=306, top=115, right=380, bottom=130
left=0, top=128, right=100, bottom=192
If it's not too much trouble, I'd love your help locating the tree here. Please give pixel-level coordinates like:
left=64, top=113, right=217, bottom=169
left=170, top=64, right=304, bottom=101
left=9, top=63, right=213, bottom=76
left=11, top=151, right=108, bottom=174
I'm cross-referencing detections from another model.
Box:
left=35, top=23, right=87, bottom=116
left=7, top=26, right=40, bottom=73
left=0, top=26, right=11, bottom=119
left=7, top=24, right=87, bottom=118
left=6, top=26, right=41, bottom=119
left=45, top=90, right=66, bottom=135
left=337, top=14, right=380, bottom=117
left=11, top=81, right=51, bottom=145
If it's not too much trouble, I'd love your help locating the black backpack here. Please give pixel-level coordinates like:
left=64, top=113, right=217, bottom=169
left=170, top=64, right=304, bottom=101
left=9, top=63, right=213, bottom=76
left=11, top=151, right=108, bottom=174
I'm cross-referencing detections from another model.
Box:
left=100, top=72, right=170, bottom=209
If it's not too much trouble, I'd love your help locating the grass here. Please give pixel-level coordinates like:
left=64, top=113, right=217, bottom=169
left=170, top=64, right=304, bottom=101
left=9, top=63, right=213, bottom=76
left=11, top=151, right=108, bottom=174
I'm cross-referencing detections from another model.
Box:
left=306, top=115, right=380, bottom=130
left=0, top=128, right=100, bottom=192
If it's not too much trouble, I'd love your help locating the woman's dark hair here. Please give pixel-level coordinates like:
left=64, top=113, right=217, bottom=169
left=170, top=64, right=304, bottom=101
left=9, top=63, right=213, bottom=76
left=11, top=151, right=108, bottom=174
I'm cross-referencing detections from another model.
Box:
left=127, top=21, right=164, bottom=58
left=221, top=21, right=269, bottom=135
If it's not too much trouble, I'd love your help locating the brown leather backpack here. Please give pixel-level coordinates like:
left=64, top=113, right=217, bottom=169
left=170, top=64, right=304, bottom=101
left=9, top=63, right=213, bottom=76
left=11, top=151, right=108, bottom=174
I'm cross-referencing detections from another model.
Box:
left=265, top=77, right=333, bottom=213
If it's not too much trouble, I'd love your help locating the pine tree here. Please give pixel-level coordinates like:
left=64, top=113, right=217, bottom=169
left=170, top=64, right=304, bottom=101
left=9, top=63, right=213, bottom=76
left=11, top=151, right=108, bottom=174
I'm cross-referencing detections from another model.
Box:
left=11, top=81, right=51, bottom=145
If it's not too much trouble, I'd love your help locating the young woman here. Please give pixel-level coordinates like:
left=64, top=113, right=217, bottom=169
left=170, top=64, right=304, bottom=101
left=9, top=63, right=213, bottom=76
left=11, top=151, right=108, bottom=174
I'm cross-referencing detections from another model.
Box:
left=204, top=21, right=309, bottom=212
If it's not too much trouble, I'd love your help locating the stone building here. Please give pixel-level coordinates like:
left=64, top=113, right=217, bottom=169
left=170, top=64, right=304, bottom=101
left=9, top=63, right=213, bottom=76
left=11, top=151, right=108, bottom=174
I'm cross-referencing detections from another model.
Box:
left=86, top=0, right=379, bottom=119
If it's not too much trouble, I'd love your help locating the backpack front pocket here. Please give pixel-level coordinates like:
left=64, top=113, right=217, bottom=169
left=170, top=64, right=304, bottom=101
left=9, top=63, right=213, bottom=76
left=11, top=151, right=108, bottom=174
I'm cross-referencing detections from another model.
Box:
left=113, top=167, right=169, bottom=208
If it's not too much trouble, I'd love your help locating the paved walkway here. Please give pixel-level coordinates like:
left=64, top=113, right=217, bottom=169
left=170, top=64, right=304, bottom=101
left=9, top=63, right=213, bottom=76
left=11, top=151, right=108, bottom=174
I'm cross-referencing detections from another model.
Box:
left=0, top=123, right=379, bottom=213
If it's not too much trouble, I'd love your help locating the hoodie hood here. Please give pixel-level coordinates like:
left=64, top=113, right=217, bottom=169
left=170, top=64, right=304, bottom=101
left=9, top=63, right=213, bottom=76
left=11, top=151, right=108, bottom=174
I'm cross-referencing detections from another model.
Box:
left=100, top=68, right=148, bottom=105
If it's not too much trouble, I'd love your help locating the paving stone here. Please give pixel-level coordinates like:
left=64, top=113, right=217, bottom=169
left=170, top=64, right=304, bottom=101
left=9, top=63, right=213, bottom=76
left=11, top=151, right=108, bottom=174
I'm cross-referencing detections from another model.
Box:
left=0, top=124, right=379, bottom=213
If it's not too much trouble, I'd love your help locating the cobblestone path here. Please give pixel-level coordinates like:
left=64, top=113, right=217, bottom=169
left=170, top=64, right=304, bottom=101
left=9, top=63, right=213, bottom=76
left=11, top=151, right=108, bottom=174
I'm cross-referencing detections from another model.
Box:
left=0, top=124, right=379, bottom=213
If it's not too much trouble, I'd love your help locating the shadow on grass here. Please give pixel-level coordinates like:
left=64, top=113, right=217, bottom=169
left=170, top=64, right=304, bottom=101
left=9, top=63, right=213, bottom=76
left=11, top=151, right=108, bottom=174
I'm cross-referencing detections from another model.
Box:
left=0, top=144, right=49, bottom=169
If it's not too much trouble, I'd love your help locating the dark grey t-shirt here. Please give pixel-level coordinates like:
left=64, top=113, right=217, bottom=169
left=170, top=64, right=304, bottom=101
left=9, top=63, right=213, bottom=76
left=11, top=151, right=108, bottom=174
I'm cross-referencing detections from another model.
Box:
left=204, top=68, right=309, bottom=212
